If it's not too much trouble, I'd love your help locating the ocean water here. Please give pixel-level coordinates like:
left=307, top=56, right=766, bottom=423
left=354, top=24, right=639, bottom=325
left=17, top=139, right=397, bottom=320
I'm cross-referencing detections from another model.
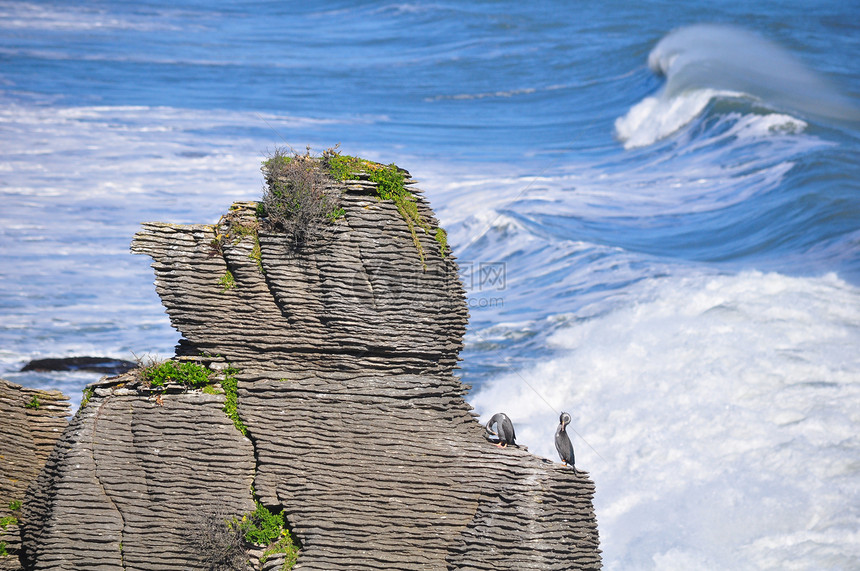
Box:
left=2, top=1, right=859, bottom=569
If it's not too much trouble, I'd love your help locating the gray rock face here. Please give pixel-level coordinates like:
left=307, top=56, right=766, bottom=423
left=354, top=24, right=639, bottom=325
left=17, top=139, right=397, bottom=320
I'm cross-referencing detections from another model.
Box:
left=19, top=378, right=256, bottom=571
left=20, top=168, right=601, bottom=569
left=0, top=379, right=70, bottom=571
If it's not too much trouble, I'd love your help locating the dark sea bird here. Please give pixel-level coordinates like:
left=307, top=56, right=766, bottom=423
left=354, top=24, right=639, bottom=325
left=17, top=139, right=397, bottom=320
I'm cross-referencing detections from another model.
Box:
left=485, top=412, right=516, bottom=448
left=555, top=412, right=576, bottom=470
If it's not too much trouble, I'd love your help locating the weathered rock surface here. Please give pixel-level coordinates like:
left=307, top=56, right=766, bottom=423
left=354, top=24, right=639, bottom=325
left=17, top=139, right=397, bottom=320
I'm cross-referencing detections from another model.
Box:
left=0, top=379, right=70, bottom=571
left=20, top=378, right=255, bottom=571
left=20, top=168, right=601, bottom=569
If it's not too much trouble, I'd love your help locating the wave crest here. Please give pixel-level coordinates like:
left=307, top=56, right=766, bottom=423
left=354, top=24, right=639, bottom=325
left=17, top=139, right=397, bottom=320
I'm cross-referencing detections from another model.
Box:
left=616, top=24, right=859, bottom=148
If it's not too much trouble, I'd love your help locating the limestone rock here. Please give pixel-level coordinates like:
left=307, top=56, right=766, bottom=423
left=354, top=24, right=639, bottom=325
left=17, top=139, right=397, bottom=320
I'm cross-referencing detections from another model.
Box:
left=0, top=379, right=70, bottom=571
left=19, top=376, right=256, bottom=571
left=20, top=165, right=601, bottom=569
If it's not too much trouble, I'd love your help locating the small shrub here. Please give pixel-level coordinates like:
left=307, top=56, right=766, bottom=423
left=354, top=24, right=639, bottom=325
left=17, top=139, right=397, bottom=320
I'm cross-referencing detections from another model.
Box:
left=238, top=502, right=283, bottom=545
left=24, top=395, right=40, bottom=409
left=368, top=163, right=406, bottom=201
left=8, top=500, right=21, bottom=512
left=0, top=516, right=16, bottom=529
left=189, top=507, right=248, bottom=571
left=260, top=147, right=342, bottom=250
left=0, top=541, right=7, bottom=557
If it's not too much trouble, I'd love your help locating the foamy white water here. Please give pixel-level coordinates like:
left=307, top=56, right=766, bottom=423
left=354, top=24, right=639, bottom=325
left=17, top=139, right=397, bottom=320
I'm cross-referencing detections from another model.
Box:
left=471, top=270, right=860, bottom=569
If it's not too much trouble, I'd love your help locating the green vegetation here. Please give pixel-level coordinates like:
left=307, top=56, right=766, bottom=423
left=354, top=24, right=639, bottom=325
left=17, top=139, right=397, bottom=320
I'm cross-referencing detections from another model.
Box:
left=137, top=359, right=247, bottom=437
left=80, top=387, right=94, bottom=409
left=326, top=206, right=346, bottom=222
left=258, top=145, right=450, bottom=266
left=218, top=269, right=236, bottom=291
left=237, top=502, right=283, bottom=545
left=233, top=502, right=300, bottom=570
left=24, top=395, right=40, bottom=409
left=321, top=148, right=449, bottom=268
left=0, top=541, right=7, bottom=557
left=435, top=227, right=448, bottom=258
left=8, top=501, right=21, bottom=512
left=141, top=360, right=213, bottom=390
left=221, top=366, right=247, bottom=436
left=0, top=516, right=16, bottom=529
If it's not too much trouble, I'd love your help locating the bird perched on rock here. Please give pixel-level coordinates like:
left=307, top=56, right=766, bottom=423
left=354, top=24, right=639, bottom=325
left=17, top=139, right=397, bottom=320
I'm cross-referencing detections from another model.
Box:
left=555, top=411, right=576, bottom=471
left=485, top=412, right=516, bottom=448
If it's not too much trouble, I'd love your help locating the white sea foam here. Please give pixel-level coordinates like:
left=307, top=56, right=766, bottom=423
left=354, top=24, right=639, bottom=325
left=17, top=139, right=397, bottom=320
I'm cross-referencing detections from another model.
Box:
left=726, top=112, right=808, bottom=140
left=0, top=1, right=181, bottom=32
left=470, top=270, right=860, bottom=569
left=614, top=88, right=726, bottom=149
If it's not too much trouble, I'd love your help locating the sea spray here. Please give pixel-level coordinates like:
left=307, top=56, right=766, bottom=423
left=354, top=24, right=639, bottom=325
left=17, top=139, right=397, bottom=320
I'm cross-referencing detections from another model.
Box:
left=472, top=270, right=860, bottom=569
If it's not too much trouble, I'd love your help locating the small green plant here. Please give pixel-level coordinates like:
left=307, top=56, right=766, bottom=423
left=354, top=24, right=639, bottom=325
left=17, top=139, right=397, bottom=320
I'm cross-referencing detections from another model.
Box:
left=0, top=516, right=16, bottom=529
left=25, top=395, right=40, bottom=409
left=218, top=270, right=236, bottom=291
left=0, top=541, right=7, bottom=557
left=221, top=367, right=247, bottom=436
left=202, top=384, right=221, bottom=395
left=80, top=387, right=94, bottom=409
left=326, top=206, right=346, bottom=222
left=238, top=502, right=283, bottom=545
left=368, top=162, right=406, bottom=201
left=255, top=201, right=267, bottom=218
left=233, top=502, right=300, bottom=569
left=8, top=500, right=21, bottom=512
left=141, top=360, right=213, bottom=390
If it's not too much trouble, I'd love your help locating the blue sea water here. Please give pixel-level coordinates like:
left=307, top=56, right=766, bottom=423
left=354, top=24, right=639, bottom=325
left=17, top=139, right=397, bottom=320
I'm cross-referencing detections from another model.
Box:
left=2, top=1, right=859, bottom=568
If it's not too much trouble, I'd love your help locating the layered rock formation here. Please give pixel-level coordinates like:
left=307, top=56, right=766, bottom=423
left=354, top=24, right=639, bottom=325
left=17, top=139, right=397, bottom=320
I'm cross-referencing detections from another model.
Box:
left=0, top=379, right=70, bottom=571
left=19, top=165, right=601, bottom=569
